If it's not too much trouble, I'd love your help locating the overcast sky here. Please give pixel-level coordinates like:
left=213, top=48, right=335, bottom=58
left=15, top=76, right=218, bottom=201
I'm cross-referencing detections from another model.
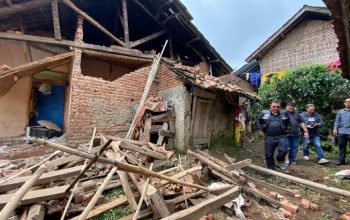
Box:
left=181, top=0, right=326, bottom=70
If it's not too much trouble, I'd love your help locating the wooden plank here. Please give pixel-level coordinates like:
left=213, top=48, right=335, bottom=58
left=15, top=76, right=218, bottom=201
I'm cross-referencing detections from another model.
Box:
left=130, top=30, right=166, bottom=48
left=51, top=0, right=61, bottom=40
left=165, top=190, right=206, bottom=205
left=144, top=116, right=152, bottom=143
left=196, top=151, right=229, bottom=168
left=226, top=159, right=252, bottom=171
left=193, top=87, right=216, bottom=100
left=161, top=186, right=240, bottom=220
left=62, top=0, right=126, bottom=47
left=160, top=166, right=202, bottom=186
left=0, top=52, right=73, bottom=79
left=157, top=122, right=168, bottom=145
left=0, top=185, right=70, bottom=208
left=211, top=170, right=237, bottom=185
left=129, top=174, right=170, bottom=218
left=119, top=141, right=166, bottom=160
left=0, top=32, right=153, bottom=59
left=188, top=151, right=243, bottom=182
left=159, top=129, right=174, bottom=138
left=192, top=138, right=207, bottom=145
left=33, top=139, right=208, bottom=191
left=0, top=0, right=49, bottom=17
left=69, top=196, right=127, bottom=220
left=46, top=155, right=81, bottom=169
left=122, top=0, right=129, bottom=47
left=0, top=165, right=84, bottom=193
left=151, top=112, right=170, bottom=121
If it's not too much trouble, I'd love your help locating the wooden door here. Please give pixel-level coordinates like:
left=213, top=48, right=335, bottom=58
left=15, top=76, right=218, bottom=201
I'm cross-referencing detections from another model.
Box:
left=191, top=97, right=214, bottom=146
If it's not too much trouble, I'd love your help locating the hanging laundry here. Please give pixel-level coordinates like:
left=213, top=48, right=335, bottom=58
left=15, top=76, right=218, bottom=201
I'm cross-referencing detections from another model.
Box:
left=248, top=72, right=261, bottom=87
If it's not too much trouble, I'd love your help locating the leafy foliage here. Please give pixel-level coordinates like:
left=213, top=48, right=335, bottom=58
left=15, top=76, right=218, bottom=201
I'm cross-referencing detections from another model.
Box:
left=253, top=65, right=350, bottom=136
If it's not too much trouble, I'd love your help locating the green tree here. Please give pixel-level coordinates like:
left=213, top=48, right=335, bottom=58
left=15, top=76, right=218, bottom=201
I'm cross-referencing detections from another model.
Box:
left=253, top=64, right=350, bottom=136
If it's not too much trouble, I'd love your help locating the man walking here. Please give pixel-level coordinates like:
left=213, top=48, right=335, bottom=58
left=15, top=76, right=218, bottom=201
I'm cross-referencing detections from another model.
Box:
left=333, top=98, right=350, bottom=166
left=284, top=102, right=309, bottom=165
left=300, top=104, right=329, bottom=164
left=256, top=99, right=291, bottom=170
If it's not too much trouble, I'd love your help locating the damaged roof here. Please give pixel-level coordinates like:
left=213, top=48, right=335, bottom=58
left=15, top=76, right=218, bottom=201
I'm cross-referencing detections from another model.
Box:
left=167, top=62, right=259, bottom=100
left=323, top=0, right=350, bottom=79
left=0, top=0, right=232, bottom=76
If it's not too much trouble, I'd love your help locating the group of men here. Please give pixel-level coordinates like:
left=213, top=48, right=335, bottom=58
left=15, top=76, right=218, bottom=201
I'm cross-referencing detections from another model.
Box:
left=255, top=98, right=350, bottom=170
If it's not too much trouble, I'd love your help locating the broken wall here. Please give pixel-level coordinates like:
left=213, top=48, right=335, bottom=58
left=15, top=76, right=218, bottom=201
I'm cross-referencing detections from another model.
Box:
left=157, top=64, right=190, bottom=150
left=67, top=59, right=159, bottom=145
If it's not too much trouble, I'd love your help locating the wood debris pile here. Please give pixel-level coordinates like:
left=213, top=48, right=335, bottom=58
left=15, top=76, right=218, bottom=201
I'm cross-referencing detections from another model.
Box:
left=1, top=135, right=350, bottom=220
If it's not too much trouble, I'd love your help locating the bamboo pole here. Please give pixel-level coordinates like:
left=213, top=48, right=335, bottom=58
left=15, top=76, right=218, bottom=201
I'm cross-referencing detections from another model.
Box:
left=125, top=40, right=168, bottom=139
left=0, top=150, right=60, bottom=185
left=133, top=163, right=153, bottom=220
left=60, top=128, right=96, bottom=220
left=33, top=139, right=207, bottom=191
left=0, top=165, right=47, bottom=219
left=247, top=164, right=350, bottom=198
left=78, top=166, right=118, bottom=220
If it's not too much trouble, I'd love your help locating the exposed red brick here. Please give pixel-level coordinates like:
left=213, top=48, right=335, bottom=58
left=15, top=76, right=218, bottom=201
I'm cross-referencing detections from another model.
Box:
left=268, top=191, right=278, bottom=199
left=281, top=209, right=293, bottom=218
left=309, top=202, right=319, bottom=211
left=300, top=198, right=310, bottom=209
left=280, top=200, right=298, bottom=214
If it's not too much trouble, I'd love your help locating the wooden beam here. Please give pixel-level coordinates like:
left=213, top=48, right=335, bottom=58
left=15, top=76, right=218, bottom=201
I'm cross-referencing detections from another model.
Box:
left=119, top=141, right=167, bottom=160
left=155, top=0, right=173, bottom=19
left=130, top=30, right=166, bottom=48
left=62, top=0, right=126, bottom=47
left=122, top=0, right=129, bottom=48
left=0, top=51, right=73, bottom=79
left=0, top=32, right=153, bottom=59
left=69, top=196, right=128, bottom=220
left=0, top=185, right=69, bottom=208
left=161, top=186, right=240, bottom=220
left=0, top=0, right=50, bottom=18
left=33, top=139, right=208, bottom=191
left=0, top=165, right=84, bottom=193
left=168, top=35, right=173, bottom=58
left=51, top=0, right=61, bottom=40
left=226, top=159, right=252, bottom=171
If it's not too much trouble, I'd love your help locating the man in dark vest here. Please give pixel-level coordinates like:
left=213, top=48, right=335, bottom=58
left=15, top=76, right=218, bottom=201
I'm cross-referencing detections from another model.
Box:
left=256, top=99, right=291, bottom=170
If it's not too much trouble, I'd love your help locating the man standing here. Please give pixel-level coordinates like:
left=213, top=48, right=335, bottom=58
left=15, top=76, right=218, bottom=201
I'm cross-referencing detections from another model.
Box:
left=300, top=104, right=329, bottom=164
left=284, top=102, right=309, bottom=165
left=256, top=99, right=291, bottom=170
left=333, top=98, right=350, bottom=166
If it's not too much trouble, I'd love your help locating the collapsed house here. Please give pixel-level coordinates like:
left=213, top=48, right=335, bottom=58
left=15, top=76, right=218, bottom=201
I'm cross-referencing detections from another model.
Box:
left=0, top=0, right=256, bottom=150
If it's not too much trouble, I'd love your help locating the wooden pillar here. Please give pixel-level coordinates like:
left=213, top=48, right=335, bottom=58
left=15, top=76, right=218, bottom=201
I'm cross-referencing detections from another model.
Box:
left=168, top=35, right=174, bottom=59
left=51, top=0, right=62, bottom=40
left=122, top=0, right=129, bottom=48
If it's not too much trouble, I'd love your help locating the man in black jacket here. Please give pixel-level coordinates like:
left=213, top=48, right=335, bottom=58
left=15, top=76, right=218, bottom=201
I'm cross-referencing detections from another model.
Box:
left=255, top=99, right=291, bottom=170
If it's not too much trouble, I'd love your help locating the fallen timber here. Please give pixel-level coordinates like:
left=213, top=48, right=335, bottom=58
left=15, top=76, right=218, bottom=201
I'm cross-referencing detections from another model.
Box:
left=32, top=138, right=208, bottom=191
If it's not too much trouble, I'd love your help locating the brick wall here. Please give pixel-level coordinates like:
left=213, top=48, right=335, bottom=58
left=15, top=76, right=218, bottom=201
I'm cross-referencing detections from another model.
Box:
left=261, top=20, right=339, bottom=73
left=68, top=63, right=159, bottom=145
left=157, top=64, right=183, bottom=91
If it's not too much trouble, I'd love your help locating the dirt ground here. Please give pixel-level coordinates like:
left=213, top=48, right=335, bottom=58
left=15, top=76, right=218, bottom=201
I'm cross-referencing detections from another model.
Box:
left=210, top=137, right=350, bottom=220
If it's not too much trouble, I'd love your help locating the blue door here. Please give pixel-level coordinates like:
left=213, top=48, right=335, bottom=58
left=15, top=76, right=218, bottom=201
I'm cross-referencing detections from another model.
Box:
left=33, top=85, right=65, bottom=133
